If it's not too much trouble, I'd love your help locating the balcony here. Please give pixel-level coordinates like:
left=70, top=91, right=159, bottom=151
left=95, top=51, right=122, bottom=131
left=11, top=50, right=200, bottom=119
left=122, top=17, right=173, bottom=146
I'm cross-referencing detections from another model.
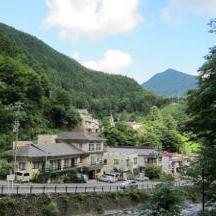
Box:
left=43, top=164, right=78, bottom=173
left=79, top=160, right=104, bottom=171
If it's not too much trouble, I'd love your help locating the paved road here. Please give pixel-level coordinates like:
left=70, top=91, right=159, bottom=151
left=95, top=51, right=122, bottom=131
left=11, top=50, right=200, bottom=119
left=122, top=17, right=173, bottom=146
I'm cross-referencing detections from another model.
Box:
left=1, top=181, right=189, bottom=194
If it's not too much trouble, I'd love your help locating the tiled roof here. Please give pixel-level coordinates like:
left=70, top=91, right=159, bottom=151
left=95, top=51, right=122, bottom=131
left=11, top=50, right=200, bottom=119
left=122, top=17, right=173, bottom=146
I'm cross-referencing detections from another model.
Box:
left=6, top=143, right=84, bottom=158
left=57, top=130, right=105, bottom=141
left=106, top=147, right=160, bottom=156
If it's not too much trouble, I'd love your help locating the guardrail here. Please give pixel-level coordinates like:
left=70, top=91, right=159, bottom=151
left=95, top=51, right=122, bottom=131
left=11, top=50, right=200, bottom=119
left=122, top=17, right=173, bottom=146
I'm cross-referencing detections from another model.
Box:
left=0, top=181, right=191, bottom=195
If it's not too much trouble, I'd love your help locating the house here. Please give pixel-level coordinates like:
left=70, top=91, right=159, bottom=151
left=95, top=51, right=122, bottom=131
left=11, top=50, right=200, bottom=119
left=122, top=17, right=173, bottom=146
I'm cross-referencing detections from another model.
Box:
left=103, top=146, right=162, bottom=178
left=56, top=129, right=106, bottom=179
left=125, top=121, right=143, bottom=130
left=6, top=141, right=84, bottom=179
left=162, top=151, right=191, bottom=175
left=77, top=109, right=100, bottom=133
left=103, top=147, right=139, bottom=179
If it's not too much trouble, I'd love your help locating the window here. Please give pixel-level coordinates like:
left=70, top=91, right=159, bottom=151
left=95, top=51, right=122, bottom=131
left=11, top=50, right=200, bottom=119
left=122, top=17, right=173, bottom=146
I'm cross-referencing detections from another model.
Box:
left=33, top=161, right=43, bottom=169
left=64, top=159, right=70, bottom=168
left=96, top=143, right=101, bottom=151
left=90, top=156, right=96, bottom=165
left=104, top=159, right=107, bottom=165
left=50, top=160, right=61, bottom=170
left=134, top=158, right=138, bottom=165
left=89, top=143, right=95, bottom=151
left=126, top=159, right=130, bottom=167
left=19, top=162, right=25, bottom=170
left=114, top=159, right=119, bottom=165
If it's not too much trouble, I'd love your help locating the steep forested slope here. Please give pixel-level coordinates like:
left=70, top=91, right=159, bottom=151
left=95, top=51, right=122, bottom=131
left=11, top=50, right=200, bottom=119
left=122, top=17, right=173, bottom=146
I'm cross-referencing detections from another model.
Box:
left=0, top=22, right=169, bottom=148
left=0, top=23, right=168, bottom=115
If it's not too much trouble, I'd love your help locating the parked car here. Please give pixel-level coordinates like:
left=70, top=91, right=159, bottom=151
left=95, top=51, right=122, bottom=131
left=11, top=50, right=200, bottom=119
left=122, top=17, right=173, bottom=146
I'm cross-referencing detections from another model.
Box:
left=134, top=173, right=149, bottom=181
left=97, top=175, right=116, bottom=183
left=120, top=180, right=139, bottom=189
left=16, top=171, right=30, bottom=183
left=104, top=172, right=120, bottom=181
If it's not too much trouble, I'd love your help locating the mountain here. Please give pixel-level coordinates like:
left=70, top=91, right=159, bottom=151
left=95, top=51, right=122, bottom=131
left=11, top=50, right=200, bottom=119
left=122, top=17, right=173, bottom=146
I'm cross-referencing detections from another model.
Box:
left=0, top=22, right=170, bottom=143
left=142, top=69, right=197, bottom=97
left=0, top=22, right=168, bottom=115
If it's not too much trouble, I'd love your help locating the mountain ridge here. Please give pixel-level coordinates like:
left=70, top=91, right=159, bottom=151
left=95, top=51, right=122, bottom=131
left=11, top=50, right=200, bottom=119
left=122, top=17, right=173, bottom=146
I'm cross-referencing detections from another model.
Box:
left=0, top=22, right=169, bottom=117
left=142, top=69, right=197, bottom=97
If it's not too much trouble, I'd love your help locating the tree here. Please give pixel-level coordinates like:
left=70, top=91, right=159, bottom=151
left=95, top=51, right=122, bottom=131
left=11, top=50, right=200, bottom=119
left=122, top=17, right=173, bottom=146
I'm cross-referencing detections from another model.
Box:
left=186, top=19, right=216, bottom=199
left=145, top=165, right=161, bottom=179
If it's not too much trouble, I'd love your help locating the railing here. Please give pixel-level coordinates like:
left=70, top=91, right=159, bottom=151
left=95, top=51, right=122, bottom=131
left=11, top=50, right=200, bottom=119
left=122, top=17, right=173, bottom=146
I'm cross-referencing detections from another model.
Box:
left=1, top=181, right=192, bottom=195
left=79, top=161, right=104, bottom=167
left=43, top=164, right=78, bottom=173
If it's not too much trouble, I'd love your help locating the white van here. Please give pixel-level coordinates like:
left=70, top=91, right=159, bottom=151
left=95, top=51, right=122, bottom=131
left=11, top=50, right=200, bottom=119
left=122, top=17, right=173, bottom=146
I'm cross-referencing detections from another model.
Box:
left=16, top=171, right=30, bottom=183
left=104, top=172, right=119, bottom=182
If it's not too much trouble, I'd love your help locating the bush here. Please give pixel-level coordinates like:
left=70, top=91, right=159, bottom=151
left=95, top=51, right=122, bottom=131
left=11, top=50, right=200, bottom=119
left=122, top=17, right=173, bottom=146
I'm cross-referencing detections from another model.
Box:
left=63, top=169, right=81, bottom=183
left=160, top=172, right=175, bottom=182
left=0, top=161, right=11, bottom=178
left=150, top=183, right=184, bottom=215
left=44, top=201, right=59, bottom=216
left=31, top=173, right=49, bottom=183
left=145, top=165, right=161, bottom=179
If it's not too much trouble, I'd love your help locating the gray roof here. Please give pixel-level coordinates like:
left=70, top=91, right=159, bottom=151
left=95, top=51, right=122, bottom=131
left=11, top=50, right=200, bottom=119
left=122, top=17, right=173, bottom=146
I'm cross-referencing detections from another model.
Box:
left=6, top=143, right=84, bottom=158
left=106, top=147, right=160, bottom=156
left=57, top=130, right=105, bottom=141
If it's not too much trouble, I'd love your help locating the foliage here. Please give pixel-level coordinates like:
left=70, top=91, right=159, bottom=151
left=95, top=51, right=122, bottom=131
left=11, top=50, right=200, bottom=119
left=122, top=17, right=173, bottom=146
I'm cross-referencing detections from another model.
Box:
left=102, top=122, right=139, bottom=146
left=160, top=172, right=175, bottom=182
left=145, top=165, right=161, bottom=179
left=31, top=173, right=50, bottom=183
left=0, top=22, right=171, bottom=152
left=143, top=183, right=184, bottom=216
left=186, top=19, right=216, bottom=201
left=0, top=160, right=11, bottom=178
left=44, top=201, right=59, bottom=216
left=63, top=169, right=81, bottom=183
left=102, top=105, right=189, bottom=152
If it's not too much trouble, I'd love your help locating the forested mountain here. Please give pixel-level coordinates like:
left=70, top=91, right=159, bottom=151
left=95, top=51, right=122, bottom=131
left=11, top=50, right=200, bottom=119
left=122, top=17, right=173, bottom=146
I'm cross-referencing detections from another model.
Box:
left=142, top=69, right=197, bottom=97
left=0, top=22, right=170, bottom=147
left=0, top=23, right=168, bottom=114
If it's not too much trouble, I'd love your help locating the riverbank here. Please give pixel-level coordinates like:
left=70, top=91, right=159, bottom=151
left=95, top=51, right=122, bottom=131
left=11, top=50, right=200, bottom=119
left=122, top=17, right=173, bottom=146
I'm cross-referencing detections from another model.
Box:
left=0, top=186, right=201, bottom=216
left=0, top=190, right=148, bottom=216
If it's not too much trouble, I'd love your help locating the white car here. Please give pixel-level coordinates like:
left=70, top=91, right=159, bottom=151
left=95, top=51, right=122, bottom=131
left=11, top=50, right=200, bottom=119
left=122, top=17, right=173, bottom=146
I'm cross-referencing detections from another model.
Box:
left=134, top=176, right=149, bottom=181
left=97, top=175, right=116, bottom=183
left=16, top=171, right=30, bottom=183
left=120, top=180, right=139, bottom=189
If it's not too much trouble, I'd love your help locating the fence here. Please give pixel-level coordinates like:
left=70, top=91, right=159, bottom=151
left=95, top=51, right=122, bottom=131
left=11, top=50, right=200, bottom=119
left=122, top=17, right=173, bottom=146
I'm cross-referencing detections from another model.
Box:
left=0, top=181, right=191, bottom=195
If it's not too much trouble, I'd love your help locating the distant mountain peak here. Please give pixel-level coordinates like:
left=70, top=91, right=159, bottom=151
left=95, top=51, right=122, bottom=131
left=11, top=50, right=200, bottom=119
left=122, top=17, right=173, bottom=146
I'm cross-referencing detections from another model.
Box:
left=142, top=69, right=197, bottom=97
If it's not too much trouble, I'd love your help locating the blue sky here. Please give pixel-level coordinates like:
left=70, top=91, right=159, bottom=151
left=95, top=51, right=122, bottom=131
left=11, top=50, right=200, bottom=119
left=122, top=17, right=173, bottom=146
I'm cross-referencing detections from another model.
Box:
left=0, top=0, right=215, bottom=83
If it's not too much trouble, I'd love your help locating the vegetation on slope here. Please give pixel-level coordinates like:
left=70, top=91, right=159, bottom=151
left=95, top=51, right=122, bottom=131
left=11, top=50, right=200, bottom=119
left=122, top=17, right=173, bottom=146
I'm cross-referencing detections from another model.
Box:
left=0, top=22, right=170, bottom=151
left=142, top=69, right=197, bottom=97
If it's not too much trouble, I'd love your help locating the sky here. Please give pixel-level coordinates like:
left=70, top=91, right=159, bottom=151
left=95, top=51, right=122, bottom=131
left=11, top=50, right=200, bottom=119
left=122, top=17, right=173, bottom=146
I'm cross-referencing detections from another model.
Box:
left=0, top=0, right=215, bottom=83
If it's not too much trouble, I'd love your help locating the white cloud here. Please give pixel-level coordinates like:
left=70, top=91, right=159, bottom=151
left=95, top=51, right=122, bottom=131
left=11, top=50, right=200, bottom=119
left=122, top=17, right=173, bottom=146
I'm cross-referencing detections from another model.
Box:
left=43, top=0, right=142, bottom=39
left=162, top=0, right=216, bottom=23
left=82, top=49, right=132, bottom=74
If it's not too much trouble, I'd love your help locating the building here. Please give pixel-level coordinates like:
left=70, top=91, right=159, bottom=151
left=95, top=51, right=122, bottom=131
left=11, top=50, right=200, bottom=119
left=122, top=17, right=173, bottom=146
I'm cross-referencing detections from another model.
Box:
left=103, top=147, right=139, bottom=179
left=77, top=109, right=100, bottom=133
left=103, top=146, right=162, bottom=178
left=125, top=121, right=143, bottom=130
left=162, top=151, right=191, bottom=175
left=6, top=142, right=84, bottom=179
left=56, top=129, right=106, bottom=179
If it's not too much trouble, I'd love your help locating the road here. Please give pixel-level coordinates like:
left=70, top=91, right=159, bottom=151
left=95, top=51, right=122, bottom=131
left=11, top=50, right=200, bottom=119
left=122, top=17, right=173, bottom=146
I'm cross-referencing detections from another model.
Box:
left=1, top=180, right=189, bottom=194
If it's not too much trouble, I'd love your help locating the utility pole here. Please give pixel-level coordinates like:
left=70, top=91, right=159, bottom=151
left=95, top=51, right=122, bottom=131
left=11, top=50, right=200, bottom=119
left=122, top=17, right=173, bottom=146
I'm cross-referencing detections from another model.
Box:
left=12, top=101, right=22, bottom=174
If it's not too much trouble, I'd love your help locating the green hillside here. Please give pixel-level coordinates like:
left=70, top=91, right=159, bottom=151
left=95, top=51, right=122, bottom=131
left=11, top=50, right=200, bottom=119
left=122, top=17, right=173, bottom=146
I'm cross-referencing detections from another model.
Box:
left=142, top=69, right=197, bottom=97
left=0, top=23, right=168, bottom=114
left=0, top=22, right=169, bottom=148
